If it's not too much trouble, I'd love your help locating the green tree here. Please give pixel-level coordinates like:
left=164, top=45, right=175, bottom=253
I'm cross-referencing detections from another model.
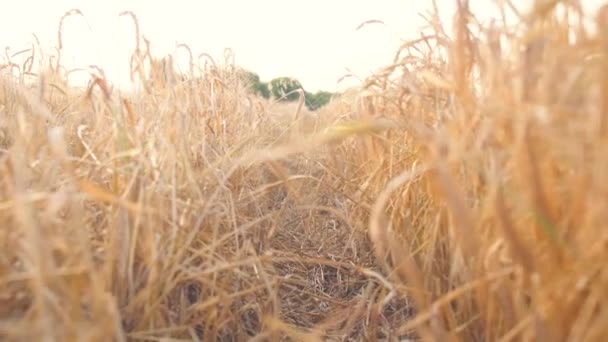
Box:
left=269, top=77, right=304, bottom=101
left=236, top=70, right=337, bottom=109
left=305, top=91, right=336, bottom=111
left=255, top=82, right=271, bottom=99
left=238, top=69, right=270, bottom=99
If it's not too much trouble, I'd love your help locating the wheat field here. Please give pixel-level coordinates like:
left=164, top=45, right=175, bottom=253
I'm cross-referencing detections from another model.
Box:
left=1, top=1, right=608, bottom=341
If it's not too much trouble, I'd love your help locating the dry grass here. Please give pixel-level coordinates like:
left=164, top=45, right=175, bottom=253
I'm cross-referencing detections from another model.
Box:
left=2, top=1, right=608, bottom=341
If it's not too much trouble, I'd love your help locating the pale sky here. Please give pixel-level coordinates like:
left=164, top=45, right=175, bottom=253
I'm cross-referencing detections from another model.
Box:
left=1, top=1, right=603, bottom=93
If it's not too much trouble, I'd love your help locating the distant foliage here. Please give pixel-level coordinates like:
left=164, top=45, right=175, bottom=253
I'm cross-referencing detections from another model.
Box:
left=237, top=69, right=338, bottom=110
left=269, top=77, right=304, bottom=102
left=304, top=91, right=335, bottom=111
left=238, top=69, right=271, bottom=99
left=254, top=82, right=271, bottom=99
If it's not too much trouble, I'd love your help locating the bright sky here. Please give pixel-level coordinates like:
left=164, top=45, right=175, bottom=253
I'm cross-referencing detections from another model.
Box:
left=1, top=1, right=604, bottom=93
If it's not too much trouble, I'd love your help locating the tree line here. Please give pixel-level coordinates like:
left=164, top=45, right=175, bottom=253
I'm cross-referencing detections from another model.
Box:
left=238, top=69, right=338, bottom=111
